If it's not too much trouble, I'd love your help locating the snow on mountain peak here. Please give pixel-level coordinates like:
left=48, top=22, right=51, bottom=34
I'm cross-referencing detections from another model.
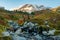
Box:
left=11, top=4, right=46, bottom=13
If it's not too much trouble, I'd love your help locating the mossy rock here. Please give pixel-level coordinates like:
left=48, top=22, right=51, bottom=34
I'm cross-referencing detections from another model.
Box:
left=54, top=30, right=60, bottom=35
left=0, top=36, right=12, bottom=40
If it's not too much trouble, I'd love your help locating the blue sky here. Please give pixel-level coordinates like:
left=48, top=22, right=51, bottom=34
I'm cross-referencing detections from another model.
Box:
left=0, top=0, right=60, bottom=10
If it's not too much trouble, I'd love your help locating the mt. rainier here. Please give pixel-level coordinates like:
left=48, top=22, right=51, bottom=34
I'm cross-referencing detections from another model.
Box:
left=12, top=4, right=46, bottom=13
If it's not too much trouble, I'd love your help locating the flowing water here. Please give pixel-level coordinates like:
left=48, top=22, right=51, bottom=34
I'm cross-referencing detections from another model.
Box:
left=2, top=20, right=60, bottom=40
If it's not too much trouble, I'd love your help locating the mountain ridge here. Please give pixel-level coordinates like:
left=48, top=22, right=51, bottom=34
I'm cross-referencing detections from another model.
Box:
left=11, top=4, right=47, bottom=13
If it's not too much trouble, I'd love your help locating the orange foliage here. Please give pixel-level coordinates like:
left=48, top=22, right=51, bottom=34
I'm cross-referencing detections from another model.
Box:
left=18, top=19, right=24, bottom=25
left=0, top=20, right=6, bottom=25
left=4, top=15, right=11, bottom=20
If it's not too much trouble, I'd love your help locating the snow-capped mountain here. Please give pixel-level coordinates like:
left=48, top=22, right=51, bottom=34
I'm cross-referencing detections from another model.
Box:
left=17, top=4, right=36, bottom=12
left=12, top=4, right=46, bottom=13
